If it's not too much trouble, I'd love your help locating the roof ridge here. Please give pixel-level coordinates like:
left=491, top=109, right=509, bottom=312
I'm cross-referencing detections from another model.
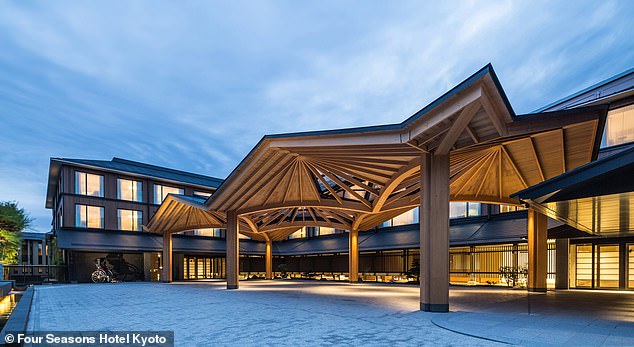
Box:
left=532, top=66, right=634, bottom=113
left=111, top=157, right=223, bottom=181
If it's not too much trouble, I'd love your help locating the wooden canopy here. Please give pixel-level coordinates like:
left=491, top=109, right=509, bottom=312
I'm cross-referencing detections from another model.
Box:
left=146, top=65, right=607, bottom=241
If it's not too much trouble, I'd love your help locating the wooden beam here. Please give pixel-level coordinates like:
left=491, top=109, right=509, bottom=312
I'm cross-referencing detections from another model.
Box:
left=372, top=159, right=420, bottom=213
left=498, top=148, right=503, bottom=199
left=420, top=152, right=450, bottom=312
left=436, top=102, right=481, bottom=154
left=238, top=199, right=370, bottom=215
left=465, top=125, right=479, bottom=144
left=452, top=150, right=495, bottom=197
left=560, top=128, right=567, bottom=173
left=475, top=151, right=497, bottom=198
left=349, top=228, right=359, bottom=282
left=304, top=162, right=345, bottom=205
left=404, top=85, right=482, bottom=142
left=316, top=164, right=380, bottom=196
left=311, top=162, right=372, bottom=208
left=161, top=233, right=172, bottom=283
left=500, top=145, right=528, bottom=188
left=527, top=209, right=548, bottom=292
left=480, top=86, right=508, bottom=136
left=528, top=137, right=545, bottom=181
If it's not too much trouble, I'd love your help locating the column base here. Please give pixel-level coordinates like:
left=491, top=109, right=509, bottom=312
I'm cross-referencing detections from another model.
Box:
left=161, top=280, right=172, bottom=283
left=227, top=284, right=239, bottom=289
left=420, top=303, right=449, bottom=312
left=527, top=288, right=547, bottom=293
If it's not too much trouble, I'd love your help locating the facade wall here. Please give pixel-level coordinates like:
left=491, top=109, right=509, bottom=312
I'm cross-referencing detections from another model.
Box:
left=56, top=164, right=214, bottom=231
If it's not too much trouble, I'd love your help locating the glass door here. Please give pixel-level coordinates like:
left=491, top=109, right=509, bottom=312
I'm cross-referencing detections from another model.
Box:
left=627, top=245, right=634, bottom=289
left=595, top=245, right=620, bottom=288
left=575, top=244, right=593, bottom=288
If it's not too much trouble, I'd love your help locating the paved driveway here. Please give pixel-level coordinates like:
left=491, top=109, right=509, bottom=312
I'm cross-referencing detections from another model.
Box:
left=27, top=281, right=634, bottom=346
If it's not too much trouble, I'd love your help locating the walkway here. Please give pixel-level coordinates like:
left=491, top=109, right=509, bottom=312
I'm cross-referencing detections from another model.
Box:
left=27, top=281, right=634, bottom=346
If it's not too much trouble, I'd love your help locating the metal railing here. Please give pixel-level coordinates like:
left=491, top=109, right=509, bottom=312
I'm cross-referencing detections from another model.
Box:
left=3, top=265, right=68, bottom=285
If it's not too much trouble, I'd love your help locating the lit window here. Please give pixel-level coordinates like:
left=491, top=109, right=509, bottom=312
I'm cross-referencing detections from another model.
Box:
left=193, top=228, right=223, bottom=237
left=153, top=184, right=184, bottom=204
left=75, top=204, right=104, bottom=229
left=450, top=202, right=481, bottom=219
left=288, top=227, right=308, bottom=239
left=319, top=227, right=335, bottom=235
left=194, top=191, right=212, bottom=198
left=117, top=209, right=143, bottom=231
left=75, top=172, right=104, bottom=197
left=117, top=178, right=143, bottom=202
left=392, top=208, right=419, bottom=226
left=468, top=202, right=481, bottom=217
left=500, top=204, right=526, bottom=213
left=602, top=104, right=634, bottom=147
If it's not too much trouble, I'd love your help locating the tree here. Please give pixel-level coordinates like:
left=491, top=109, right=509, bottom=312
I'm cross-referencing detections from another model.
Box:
left=500, top=265, right=528, bottom=288
left=0, top=201, right=32, bottom=264
left=406, top=258, right=420, bottom=281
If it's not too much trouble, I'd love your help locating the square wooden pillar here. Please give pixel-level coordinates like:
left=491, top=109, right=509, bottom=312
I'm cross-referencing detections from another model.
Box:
left=555, top=238, right=569, bottom=289
left=226, top=210, right=240, bottom=289
left=265, top=238, right=273, bottom=280
left=528, top=209, right=548, bottom=292
left=349, top=228, right=359, bottom=282
left=420, top=152, right=450, bottom=312
left=162, top=233, right=172, bottom=283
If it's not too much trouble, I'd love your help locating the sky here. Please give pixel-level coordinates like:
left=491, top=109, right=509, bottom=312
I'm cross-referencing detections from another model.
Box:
left=0, top=1, right=633, bottom=232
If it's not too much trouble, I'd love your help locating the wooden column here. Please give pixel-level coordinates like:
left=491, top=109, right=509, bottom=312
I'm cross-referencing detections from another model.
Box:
left=555, top=238, right=569, bottom=289
left=162, top=233, right=172, bottom=283
left=349, top=228, right=359, bottom=282
left=265, top=237, right=273, bottom=280
left=226, top=211, right=239, bottom=289
left=527, top=209, right=548, bottom=292
left=420, top=152, right=450, bottom=312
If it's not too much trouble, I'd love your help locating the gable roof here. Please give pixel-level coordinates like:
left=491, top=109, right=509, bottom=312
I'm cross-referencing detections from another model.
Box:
left=533, top=67, right=634, bottom=113
left=46, top=157, right=224, bottom=208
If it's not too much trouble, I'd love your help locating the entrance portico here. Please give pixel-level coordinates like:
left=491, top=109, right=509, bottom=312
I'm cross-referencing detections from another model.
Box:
left=147, top=64, right=607, bottom=311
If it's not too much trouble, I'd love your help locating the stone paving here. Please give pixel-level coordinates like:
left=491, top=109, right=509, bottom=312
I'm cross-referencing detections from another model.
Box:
left=26, top=281, right=634, bottom=346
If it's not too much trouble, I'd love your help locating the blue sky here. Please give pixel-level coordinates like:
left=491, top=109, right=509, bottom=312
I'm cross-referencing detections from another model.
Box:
left=0, top=1, right=633, bottom=232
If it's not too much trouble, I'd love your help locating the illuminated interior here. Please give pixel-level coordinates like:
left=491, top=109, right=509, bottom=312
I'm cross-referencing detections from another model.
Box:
left=117, top=209, right=143, bottom=231
left=117, top=178, right=143, bottom=202
left=75, top=204, right=104, bottom=229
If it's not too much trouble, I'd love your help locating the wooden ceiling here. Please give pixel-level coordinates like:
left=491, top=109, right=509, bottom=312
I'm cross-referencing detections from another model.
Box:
left=146, top=67, right=607, bottom=241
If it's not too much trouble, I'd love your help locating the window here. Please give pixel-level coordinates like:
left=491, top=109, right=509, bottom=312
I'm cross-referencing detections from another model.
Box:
left=392, top=208, right=419, bottom=226
left=628, top=244, right=634, bottom=289
left=194, top=191, right=212, bottom=198
left=117, top=178, right=143, bottom=202
left=193, top=228, right=224, bottom=237
left=153, top=184, right=184, bottom=204
left=319, top=227, right=336, bottom=235
left=75, top=204, right=104, bottom=229
left=117, top=209, right=143, bottom=231
left=602, top=104, right=634, bottom=147
left=288, top=227, right=308, bottom=239
left=500, top=204, right=526, bottom=213
left=75, top=172, right=104, bottom=197
left=450, top=202, right=481, bottom=219
left=306, top=227, right=319, bottom=238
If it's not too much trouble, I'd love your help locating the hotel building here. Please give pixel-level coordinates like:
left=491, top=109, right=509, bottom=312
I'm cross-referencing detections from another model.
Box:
left=41, top=65, right=634, bottom=311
